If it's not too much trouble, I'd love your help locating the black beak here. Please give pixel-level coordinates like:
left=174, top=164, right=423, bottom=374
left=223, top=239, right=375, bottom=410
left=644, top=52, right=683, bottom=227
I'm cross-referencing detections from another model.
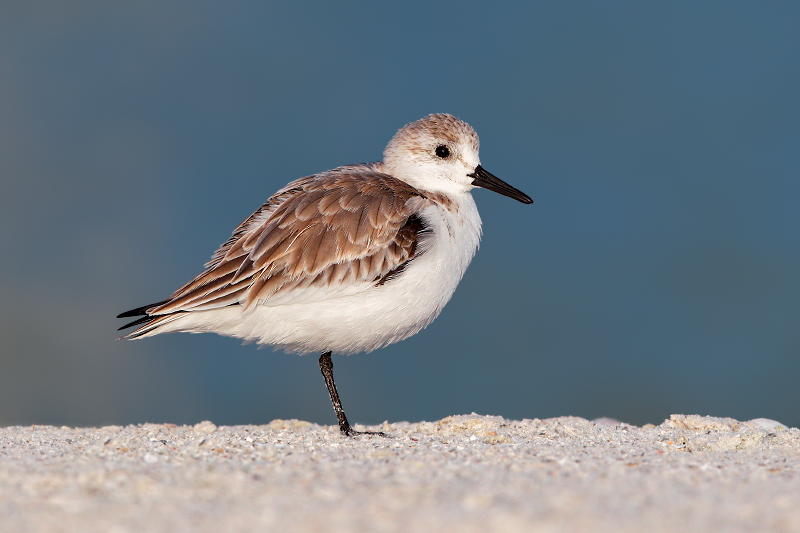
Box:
left=469, top=165, right=533, bottom=204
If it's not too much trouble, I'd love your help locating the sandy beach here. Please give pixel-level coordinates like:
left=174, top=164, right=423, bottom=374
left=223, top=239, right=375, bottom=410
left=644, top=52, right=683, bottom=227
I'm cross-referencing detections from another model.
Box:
left=1, top=414, right=798, bottom=532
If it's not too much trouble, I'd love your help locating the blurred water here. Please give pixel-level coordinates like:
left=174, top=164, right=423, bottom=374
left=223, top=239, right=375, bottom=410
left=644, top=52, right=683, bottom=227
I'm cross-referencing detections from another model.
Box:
left=1, top=1, right=798, bottom=428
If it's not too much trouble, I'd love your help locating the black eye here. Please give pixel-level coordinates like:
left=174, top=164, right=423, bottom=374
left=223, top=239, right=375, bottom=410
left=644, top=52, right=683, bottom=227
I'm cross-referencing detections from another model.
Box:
left=435, top=145, right=450, bottom=159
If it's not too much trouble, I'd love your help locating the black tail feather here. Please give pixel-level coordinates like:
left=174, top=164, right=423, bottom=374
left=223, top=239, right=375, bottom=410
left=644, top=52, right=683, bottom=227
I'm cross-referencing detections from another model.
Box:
left=118, top=315, right=155, bottom=331
left=117, top=299, right=170, bottom=318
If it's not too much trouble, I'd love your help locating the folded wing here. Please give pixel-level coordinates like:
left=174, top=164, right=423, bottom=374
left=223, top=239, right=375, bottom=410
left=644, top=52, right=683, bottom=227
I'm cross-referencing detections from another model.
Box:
left=128, top=164, right=432, bottom=329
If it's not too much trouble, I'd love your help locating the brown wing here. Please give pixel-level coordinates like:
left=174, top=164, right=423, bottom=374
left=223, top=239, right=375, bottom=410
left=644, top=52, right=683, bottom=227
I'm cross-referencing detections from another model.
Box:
left=149, top=164, right=431, bottom=315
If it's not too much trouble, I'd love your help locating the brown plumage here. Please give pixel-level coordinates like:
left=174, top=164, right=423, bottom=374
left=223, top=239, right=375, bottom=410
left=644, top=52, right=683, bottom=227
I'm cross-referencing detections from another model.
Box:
left=123, top=163, right=436, bottom=335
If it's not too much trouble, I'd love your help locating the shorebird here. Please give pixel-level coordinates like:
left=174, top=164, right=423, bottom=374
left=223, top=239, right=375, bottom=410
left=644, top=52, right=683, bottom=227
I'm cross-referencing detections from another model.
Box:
left=117, top=113, right=532, bottom=436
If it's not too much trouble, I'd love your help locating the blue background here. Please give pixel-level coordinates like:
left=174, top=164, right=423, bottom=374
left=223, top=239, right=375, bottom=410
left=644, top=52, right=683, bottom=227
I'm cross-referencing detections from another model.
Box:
left=1, top=1, right=798, bottom=428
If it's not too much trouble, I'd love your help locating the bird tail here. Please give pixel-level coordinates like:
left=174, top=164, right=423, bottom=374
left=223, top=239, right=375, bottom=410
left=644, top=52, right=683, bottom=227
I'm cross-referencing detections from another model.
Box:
left=116, top=299, right=185, bottom=340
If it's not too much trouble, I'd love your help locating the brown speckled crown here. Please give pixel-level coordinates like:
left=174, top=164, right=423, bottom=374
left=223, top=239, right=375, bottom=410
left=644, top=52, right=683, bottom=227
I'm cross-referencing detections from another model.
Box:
left=384, top=113, right=480, bottom=163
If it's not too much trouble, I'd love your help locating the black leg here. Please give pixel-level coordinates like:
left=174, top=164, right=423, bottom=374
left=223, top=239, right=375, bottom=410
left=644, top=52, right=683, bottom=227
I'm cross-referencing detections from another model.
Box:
left=318, top=352, right=387, bottom=437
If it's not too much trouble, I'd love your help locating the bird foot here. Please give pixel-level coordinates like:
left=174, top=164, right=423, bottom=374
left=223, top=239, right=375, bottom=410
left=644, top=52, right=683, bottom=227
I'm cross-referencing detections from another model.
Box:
left=341, top=425, right=391, bottom=438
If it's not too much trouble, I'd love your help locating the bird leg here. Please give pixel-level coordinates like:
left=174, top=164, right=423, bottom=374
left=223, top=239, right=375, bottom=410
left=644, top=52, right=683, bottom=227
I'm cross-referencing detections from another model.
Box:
left=318, top=352, right=387, bottom=437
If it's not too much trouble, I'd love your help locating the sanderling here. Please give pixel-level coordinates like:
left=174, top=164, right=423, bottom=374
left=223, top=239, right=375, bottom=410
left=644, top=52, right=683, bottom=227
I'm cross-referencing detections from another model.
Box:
left=118, top=113, right=532, bottom=436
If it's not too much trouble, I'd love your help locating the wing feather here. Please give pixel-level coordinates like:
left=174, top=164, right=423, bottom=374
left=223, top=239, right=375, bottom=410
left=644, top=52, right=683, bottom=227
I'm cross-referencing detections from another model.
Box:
left=148, top=164, right=431, bottom=316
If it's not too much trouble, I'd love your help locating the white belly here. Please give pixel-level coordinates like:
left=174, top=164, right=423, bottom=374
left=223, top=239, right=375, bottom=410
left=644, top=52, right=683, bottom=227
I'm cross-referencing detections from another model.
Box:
left=168, top=195, right=482, bottom=355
